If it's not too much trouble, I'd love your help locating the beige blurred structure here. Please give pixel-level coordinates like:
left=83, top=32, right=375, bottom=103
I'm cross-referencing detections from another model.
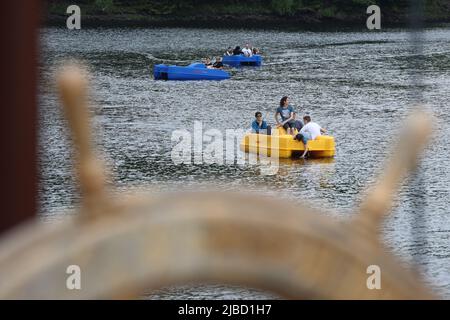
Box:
left=0, top=65, right=437, bottom=299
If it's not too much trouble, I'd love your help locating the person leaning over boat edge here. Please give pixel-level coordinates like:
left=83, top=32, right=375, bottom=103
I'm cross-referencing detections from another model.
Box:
left=252, top=112, right=271, bottom=135
left=275, top=96, right=296, bottom=136
left=294, top=115, right=326, bottom=158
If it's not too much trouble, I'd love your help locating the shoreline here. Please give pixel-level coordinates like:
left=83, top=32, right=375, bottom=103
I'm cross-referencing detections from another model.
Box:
left=45, top=13, right=450, bottom=30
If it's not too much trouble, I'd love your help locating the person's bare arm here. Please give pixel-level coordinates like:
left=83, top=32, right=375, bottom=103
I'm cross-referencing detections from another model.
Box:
left=275, top=112, right=282, bottom=127
left=320, top=127, right=326, bottom=134
left=300, top=125, right=305, bottom=134
left=286, top=112, right=294, bottom=123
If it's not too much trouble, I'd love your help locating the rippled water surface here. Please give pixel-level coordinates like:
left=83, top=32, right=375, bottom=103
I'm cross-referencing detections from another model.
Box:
left=39, top=27, right=450, bottom=298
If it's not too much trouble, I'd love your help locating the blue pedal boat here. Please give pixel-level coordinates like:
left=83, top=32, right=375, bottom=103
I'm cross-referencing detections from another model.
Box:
left=222, top=54, right=263, bottom=67
left=153, top=63, right=230, bottom=81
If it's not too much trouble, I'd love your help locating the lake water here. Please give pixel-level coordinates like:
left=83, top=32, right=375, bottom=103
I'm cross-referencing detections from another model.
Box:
left=38, top=26, right=450, bottom=299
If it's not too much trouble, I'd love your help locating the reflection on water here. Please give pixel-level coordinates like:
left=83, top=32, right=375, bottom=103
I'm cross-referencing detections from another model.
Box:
left=144, top=284, right=279, bottom=300
left=39, top=27, right=450, bottom=298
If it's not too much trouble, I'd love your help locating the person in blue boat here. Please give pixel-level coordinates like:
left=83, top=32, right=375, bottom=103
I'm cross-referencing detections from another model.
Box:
left=242, top=44, right=253, bottom=57
left=212, top=56, right=224, bottom=69
left=224, top=47, right=233, bottom=56
left=233, top=46, right=242, bottom=55
left=275, top=96, right=296, bottom=136
left=251, top=112, right=271, bottom=135
left=204, top=57, right=213, bottom=68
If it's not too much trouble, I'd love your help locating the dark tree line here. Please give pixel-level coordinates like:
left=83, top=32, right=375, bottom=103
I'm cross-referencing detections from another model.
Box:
left=46, top=0, right=450, bottom=19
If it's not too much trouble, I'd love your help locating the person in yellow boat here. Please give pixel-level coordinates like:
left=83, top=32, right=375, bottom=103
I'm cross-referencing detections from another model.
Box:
left=275, top=96, right=296, bottom=136
left=251, top=112, right=272, bottom=135
left=295, top=115, right=326, bottom=158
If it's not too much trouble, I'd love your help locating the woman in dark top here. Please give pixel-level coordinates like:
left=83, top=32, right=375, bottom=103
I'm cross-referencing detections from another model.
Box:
left=213, top=57, right=224, bottom=69
left=204, top=57, right=213, bottom=68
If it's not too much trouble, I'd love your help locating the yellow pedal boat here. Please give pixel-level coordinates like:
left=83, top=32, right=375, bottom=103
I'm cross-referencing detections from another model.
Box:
left=240, top=128, right=335, bottom=158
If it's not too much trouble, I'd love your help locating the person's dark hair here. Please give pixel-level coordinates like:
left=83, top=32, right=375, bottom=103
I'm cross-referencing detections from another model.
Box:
left=255, top=111, right=262, bottom=118
left=280, top=96, right=288, bottom=107
left=303, top=115, right=311, bottom=123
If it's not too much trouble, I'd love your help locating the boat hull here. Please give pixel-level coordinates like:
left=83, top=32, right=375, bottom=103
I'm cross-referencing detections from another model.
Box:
left=240, top=129, right=335, bottom=158
left=222, top=55, right=262, bottom=67
left=154, top=63, right=230, bottom=81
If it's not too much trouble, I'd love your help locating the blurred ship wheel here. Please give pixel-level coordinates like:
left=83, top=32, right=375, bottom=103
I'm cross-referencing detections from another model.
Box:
left=0, top=65, right=437, bottom=299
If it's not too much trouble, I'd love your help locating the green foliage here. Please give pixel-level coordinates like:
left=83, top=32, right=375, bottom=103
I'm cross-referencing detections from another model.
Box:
left=319, top=6, right=337, bottom=18
left=94, top=0, right=114, bottom=13
left=271, top=0, right=295, bottom=15
left=45, top=0, right=450, bottom=21
left=350, top=0, right=374, bottom=5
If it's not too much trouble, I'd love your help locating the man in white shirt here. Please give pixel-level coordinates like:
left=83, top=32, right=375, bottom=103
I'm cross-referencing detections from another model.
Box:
left=242, top=44, right=253, bottom=57
left=295, top=115, right=326, bottom=157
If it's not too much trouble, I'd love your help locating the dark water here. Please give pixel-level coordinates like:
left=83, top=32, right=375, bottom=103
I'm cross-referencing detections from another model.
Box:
left=39, top=27, right=450, bottom=299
